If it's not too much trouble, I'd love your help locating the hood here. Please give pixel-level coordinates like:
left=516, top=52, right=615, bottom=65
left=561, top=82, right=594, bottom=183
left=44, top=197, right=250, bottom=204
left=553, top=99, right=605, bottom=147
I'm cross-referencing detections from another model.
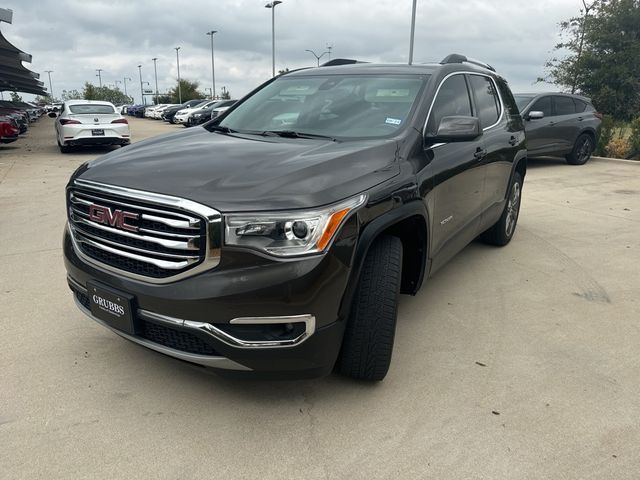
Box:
left=75, top=127, right=401, bottom=212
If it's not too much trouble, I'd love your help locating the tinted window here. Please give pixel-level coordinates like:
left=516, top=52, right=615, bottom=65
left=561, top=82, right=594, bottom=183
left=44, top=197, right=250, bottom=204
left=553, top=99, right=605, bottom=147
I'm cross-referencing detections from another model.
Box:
left=514, top=95, right=536, bottom=112
left=554, top=96, right=576, bottom=115
left=469, top=75, right=501, bottom=128
left=574, top=99, right=587, bottom=113
left=68, top=104, right=115, bottom=114
left=531, top=97, right=552, bottom=117
left=427, top=74, right=472, bottom=134
left=221, top=74, right=427, bottom=139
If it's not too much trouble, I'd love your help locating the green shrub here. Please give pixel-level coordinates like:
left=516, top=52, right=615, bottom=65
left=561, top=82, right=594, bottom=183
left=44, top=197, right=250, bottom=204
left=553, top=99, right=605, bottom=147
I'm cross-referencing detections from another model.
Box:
left=595, top=115, right=614, bottom=156
left=629, top=117, right=640, bottom=159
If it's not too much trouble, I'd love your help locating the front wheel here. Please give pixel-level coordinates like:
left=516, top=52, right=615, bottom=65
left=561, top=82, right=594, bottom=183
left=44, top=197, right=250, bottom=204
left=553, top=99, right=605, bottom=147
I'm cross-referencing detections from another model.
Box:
left=566, top=133, right=593, bottom=165
left=481, top=172, right=522, bottom=246
left=336, top=235, right=403, bottom=381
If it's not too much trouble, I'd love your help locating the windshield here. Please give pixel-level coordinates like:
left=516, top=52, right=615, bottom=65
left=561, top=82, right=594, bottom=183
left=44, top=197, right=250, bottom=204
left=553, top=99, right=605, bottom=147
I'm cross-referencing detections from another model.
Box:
left=513, top=95, right=536, bottom=112
left=219, top=74, right=428, bottom=139
left=69, top=104, right=115, bottom=114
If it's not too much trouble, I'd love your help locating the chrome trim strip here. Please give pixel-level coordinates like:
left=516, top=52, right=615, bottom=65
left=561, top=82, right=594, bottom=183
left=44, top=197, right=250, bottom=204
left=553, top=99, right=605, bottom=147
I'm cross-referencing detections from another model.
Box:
left=422, top=70, right=505, bottom=137
left=140, top=310, right=316, bottom=349
left=72, top=227, right=200, bottom=261
left=69, top=179, right=222, bottom=284
left=73, top=296, right=251, bottom=371
left=141, top=213, right=200, bottom=229
left=75, top=234, right=198, bottom=270
left=70, top=204, right=198, bottom=240
left=71, top=214, right=198, bottom=250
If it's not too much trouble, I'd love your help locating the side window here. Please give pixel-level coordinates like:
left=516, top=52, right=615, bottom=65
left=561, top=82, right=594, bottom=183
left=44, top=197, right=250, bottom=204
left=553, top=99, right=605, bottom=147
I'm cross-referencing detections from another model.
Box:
left=427, top=74, right=472, bottom=134
left=574, top=99, right=587, bottom=113
left=531, top=96, right=552, bottom=117
left=469, top=75, right=501, bottom=128
left=554, top=96, right=576, bottom=116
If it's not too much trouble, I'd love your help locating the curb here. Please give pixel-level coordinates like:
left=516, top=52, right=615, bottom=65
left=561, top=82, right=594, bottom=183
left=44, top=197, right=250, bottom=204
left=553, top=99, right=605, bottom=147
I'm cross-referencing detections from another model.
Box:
left=591, top=156, right=640, bottom=164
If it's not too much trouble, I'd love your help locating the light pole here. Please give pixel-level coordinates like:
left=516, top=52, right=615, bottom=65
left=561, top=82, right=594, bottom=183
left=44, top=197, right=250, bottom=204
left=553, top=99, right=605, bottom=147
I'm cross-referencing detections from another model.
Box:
left=137, top=64, right=144, bottom=105
left=327, top=44, right=333, bottom=61
left=408, top=0, right=417, bottom=64
left=205, top=87, right=212, bottom=99
left=206, top=30, right=217, bottom=98
left=96, top=68, right=103, bottom=87
left=115, top=80, right=122, bottom=90
left=265, top=1, right=282, bottom=77
left=152, top=57, right=159, bottom=105
left=305, top=49, right=329, bottom=67
left=123, top=77, right=132, bottom=102
left=44, top=70, right=53, bottom=99
left=175, top=47, right=182, bottom=104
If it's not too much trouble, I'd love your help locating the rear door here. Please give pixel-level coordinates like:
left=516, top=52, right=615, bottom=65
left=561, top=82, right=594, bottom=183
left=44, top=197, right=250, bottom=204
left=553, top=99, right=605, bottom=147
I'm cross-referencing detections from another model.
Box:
left=467, top=74, right=517, bottom=214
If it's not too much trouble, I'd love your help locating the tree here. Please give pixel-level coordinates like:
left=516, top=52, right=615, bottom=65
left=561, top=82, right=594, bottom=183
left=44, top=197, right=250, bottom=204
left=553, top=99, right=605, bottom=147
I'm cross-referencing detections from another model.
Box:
left=81, top=82, right=133, bottom=105
left=9, top=91, right=22, bottom=102
left=166, top=79, right=205, bottom=103
left=33, top=95, right=54, bottom=105
left=61, top=89, right=83, bottom=101
left=541, top=0, right=640, bottom=121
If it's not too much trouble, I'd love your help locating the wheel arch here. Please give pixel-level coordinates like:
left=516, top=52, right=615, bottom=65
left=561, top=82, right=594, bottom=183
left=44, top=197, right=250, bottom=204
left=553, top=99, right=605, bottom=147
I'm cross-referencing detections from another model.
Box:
left=338, top=201, right=430, bottom=321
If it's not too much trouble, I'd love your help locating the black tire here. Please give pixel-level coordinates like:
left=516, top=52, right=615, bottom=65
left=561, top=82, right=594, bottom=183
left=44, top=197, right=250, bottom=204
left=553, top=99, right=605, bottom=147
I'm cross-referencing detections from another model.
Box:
left=57, top=139, right=71, bottom=153
left=337, top=235, right=403, bottom=381
left=566, top=133, right=594, bottom=165
left=481, top=172, right=522, bottom=246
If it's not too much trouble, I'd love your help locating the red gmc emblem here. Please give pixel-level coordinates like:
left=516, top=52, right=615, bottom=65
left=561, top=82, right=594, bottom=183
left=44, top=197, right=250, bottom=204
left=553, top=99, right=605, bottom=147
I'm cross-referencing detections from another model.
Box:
left=89, top=204, right=139, bottom=233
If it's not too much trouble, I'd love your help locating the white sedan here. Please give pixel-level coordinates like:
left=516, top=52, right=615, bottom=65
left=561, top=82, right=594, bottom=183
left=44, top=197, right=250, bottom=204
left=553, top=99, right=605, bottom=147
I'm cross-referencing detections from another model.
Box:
left=49, top=100, right=130, bottom=153
left=174, top=100, right=215, bottom=125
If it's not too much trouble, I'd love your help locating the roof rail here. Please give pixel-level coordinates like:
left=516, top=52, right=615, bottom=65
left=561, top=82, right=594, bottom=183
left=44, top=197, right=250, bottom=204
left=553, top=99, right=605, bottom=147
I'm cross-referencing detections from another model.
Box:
left=440, top=54, right=495, bottom=72
left=321, top=58, right=366, bottom=66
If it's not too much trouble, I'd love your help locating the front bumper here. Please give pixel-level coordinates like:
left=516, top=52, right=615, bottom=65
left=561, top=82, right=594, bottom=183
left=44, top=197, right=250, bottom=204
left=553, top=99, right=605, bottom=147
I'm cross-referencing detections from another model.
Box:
left=63, top=223, right=356, bottom=379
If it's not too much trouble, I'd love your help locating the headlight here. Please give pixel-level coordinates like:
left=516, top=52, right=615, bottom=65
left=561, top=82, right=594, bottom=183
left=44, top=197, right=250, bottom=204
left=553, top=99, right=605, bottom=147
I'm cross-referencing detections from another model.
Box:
left=225, top=194, right=366, bottom=257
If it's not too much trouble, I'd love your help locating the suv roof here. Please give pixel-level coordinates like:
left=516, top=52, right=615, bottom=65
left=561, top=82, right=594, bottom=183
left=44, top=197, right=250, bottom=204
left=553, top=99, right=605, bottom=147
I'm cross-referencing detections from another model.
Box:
left=287, top=54, right=499, bottom=78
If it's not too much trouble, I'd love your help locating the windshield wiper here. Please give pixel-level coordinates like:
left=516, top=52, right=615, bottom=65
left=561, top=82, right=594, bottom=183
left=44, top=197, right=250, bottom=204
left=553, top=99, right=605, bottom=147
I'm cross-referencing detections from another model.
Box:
left=260, top=130, right=337, bottom=141
left=209, top=125, right=236, bottom=134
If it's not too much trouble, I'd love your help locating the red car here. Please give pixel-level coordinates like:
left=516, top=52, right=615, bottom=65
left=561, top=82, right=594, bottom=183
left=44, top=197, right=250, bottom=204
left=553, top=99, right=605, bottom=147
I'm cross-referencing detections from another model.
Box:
left=0, top=117, right=19, bottom=143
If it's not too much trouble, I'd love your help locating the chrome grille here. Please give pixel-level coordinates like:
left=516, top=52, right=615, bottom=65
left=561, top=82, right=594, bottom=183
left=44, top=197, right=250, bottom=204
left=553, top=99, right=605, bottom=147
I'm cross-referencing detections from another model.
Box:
left=67, top=180, right=221, bottom=283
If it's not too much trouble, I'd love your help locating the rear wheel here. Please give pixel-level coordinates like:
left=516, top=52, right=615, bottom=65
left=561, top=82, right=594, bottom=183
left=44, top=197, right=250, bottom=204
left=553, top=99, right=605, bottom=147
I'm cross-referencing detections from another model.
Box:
left=481, top=172, right=522, bottom=246
left=337, top=235, right=403, bottom=381
left=566, top=133, right=593, bottom=165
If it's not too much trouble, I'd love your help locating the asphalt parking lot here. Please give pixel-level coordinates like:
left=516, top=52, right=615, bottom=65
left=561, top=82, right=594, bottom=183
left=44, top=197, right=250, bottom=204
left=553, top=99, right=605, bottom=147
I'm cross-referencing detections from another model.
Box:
left=2, top=117, right=639, bottom=479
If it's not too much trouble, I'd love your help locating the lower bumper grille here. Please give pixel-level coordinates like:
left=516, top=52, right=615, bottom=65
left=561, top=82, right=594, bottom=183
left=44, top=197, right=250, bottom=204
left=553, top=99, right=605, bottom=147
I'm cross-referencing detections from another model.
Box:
left=73, top=289, right=220, bottom=356
left=138, top=321, right=220, bottom=356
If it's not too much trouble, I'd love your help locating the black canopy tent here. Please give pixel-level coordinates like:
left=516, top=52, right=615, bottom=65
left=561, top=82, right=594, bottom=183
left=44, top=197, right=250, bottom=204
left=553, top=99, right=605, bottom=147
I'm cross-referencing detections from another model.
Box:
left=0, top=8, right=47, bottom=96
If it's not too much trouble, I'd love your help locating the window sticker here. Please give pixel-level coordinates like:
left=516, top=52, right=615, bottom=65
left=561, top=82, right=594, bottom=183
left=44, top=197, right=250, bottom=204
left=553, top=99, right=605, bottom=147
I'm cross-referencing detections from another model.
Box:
left=385, top=117, right=402, bottom=125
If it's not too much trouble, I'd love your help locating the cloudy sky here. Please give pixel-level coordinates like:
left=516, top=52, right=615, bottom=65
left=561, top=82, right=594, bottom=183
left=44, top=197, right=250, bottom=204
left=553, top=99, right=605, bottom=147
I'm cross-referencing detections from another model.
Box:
left=5, top=0, right=581, bottom=103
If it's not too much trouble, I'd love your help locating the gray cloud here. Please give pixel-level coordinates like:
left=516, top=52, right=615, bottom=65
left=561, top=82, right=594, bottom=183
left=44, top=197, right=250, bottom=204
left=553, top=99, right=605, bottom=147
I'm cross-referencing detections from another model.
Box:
left=6, top=0, right=580, bottom=102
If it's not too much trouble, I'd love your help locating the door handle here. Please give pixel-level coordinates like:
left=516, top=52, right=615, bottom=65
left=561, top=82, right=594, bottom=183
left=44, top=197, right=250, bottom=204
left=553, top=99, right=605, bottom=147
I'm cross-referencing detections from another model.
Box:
left=473, top=148, right=487, bottom=161
left=508, top=136, right=518, bottom=146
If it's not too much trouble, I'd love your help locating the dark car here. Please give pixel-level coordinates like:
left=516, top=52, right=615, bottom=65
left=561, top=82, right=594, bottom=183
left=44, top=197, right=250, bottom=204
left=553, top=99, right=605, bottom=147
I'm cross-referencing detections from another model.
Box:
left=162, top=99, right=207, bottom=123
left=514, top=92, right=602, bottom=165
left=64, top=54, right=526, bottom=381
left=187, top=105, right=216, bottom=126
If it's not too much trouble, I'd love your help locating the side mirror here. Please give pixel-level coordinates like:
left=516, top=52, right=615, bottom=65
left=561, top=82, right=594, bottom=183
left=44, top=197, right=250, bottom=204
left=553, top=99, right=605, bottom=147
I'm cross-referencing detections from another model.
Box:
left=48, top=112, right=57, bottom=118
left=527, top=111, right=544, bottom=120
left=426, top=116, right=482, bottom=143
